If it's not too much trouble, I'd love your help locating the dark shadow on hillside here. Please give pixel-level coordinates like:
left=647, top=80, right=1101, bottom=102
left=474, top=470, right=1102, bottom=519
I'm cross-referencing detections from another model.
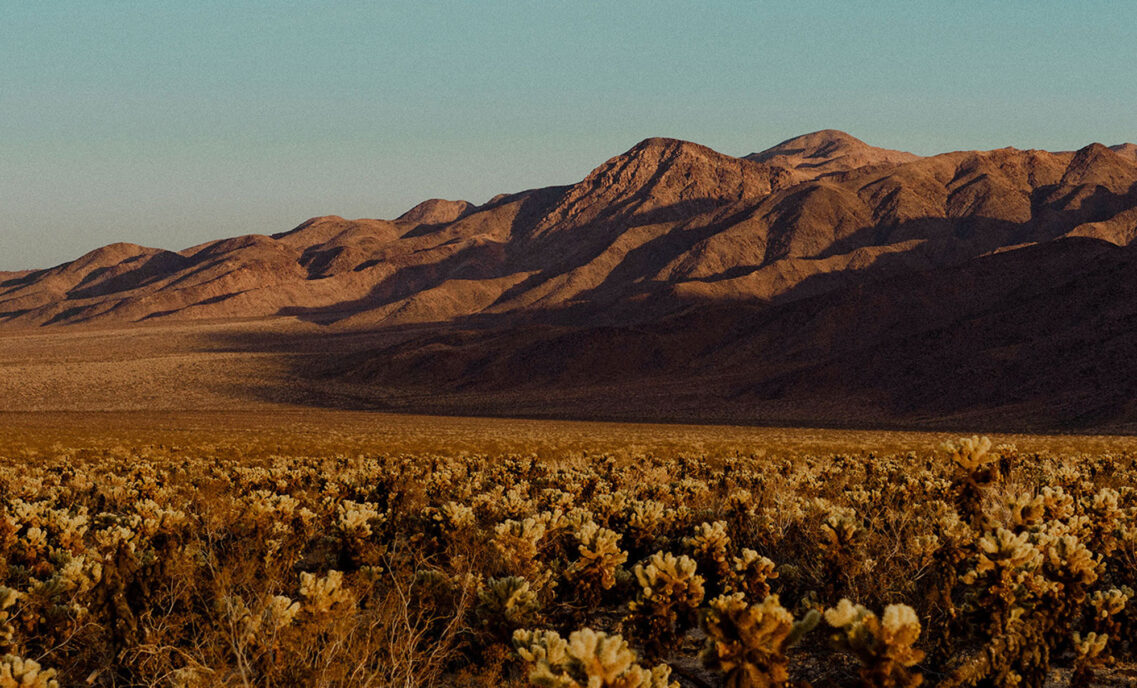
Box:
left=67, top=251, right=191, bottom=300
left=198, top=237, right=1137, bottom=433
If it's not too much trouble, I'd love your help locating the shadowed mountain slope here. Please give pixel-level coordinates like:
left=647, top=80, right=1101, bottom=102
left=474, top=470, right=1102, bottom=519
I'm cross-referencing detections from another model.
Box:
left=320, top=237, right=1137, bottom=430
left=4, top=131, right=1137, bottom=429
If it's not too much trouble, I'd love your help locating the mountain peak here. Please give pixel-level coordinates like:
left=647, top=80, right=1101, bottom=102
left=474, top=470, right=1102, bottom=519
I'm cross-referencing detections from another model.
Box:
left=627, top=135, right=704, bottom=151
left=611, top=137, right=727, bottom=169
left=531, top=137, right=772, bottom=235
left=747, top=130, right=868, bottom=161
left=747, top=130, right=919, bottom=175
left=1068, top=141, right=1128, bottom=171
left=1060, top=142, right=1137, bottom=192
left=1110, top=142, right=1137, bottom=161
left=396, top=198, right=474, bottom=226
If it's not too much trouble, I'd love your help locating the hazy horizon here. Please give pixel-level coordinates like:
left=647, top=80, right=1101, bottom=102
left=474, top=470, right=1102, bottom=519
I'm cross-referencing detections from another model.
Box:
left=3, top=1, right=1136, bottom=271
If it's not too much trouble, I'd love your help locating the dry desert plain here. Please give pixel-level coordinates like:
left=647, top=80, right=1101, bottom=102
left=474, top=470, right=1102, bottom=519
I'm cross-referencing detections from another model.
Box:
left=3, top=330, right=1137, bottom=686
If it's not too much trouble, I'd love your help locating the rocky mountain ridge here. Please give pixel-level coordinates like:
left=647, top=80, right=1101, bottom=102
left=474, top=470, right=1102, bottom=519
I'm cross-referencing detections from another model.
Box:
left=5, top=130, right=1135, bottom=330
left=4, top=130, right=1137, bottom=429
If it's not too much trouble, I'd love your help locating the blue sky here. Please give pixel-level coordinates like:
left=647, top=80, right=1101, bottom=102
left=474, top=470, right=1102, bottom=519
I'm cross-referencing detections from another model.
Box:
left=3, top=1, right=1135, bottom=270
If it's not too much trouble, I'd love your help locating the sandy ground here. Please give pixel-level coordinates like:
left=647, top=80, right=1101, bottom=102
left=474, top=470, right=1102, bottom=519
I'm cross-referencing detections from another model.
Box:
left=3, top=406, right=1137, bottom=463
left=3, top=319, right=1137, bottom=456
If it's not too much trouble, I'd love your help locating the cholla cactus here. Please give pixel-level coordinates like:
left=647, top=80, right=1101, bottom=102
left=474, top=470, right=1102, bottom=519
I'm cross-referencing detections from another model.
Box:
left=0, top=655, right=59, bottom=688
left=31, top=554, right=102, bottom=600
left=134, top=499, right=189, bottom=538
left=817, top=507, right=868, bottom=595
left=1069, top=587, right=1131, bottom=687
left=437, top=501, right=476, bottom=530
left=337, top=500, right=384, bottom=540
left=477, top=576, right=540, bottom=636
left=685, top=521, right=732, bottom=584
left=566, top=523, right=628, bottom=606
left=960, top=528, right=1044, bottom=632
left=622, top=500, right=670, bottom=553
left=1089, top=587, right=1129, bottom=624
left=494, top=517, right=552, bottom=586
left=1039, top=486, right=1075, bottom=520
left=334, top=500, right=388, bottom=567
left=824, top=600, right=925, bottom=688
left=261, top=595, right=301, bottom=632
left=942, top=436, right=994, bottom=472
left=907, top=534, right=941, bottom=569
left=1072, top=631, right=1108, bottom=661
left=1069, top=631, right=1111, bottom=688
left=1085, top=488, right=1123, bottom=557
left=967, top=528, right=1041, bottom=578
left=299, top=570, right=352, bottom=615
left=626, top=552, right=705, bottom=657
left=1068, top=632, right=1105, bottom=664
left=728, top=550, right=780, bottom=600
left=220, top=594, right=299, bottom=647
left=1006, top=493, right=1045, bottom=530
left=963, top=527, right=1040, bottom=582
left=944, top=436, right=1003, bottom=526
left=42, top=507, right=89, bottom=551
left=700, top=593, right=819, bottom=688
left=820, top=508, right=863, bottom=553
left=0, top=589, right=17, bottom=653
left=21, top=527, right=48, bottom=559
left=1037, top=531, right=1100, bottom=598
left=725, top=489, right=754, bottom=532
left=418, top=501, right=477, bottom=552
left=513, top=628, right=677, bottom=688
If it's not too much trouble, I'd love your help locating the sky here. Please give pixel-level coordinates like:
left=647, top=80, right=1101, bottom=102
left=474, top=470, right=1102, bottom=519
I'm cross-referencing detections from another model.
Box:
left=2, top=2, right=1136, bottom=271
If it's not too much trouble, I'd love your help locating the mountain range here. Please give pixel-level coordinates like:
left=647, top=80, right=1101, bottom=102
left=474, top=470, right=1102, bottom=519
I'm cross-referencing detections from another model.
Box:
left=4, top=130, right=1137, bottom=430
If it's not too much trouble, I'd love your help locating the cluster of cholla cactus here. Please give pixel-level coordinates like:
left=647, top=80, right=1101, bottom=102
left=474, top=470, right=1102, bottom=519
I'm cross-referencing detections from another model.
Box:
left=942, top=435, right=1004, bottom=526
left=335, top=499, right=387, bottom=567
left=513, top=628, right=676, bottom=688
left=0, top=589, right=17, bottom=654
left=494, top=517, right=555, bottom=591
left=824, top=599, right=924, bottom=688
left=1068, top=586, right=1131, bottom=687
left=685, top=521, right=733, bottom=586
left=476, top=576, right=541, bottom=638
left=0, top=655, right=59, bottom=688
left=700, top=593, right=819, bottom=688
left=728, top=550, right=780, bottom=600
left=816, top=505, right=869, bottom=597
left=299, top=570, right=353, bottom=615
left=219, top=592, right=300, bottom=650
left=0, top=434, right=1135, bottom=685
left=566, top=523, right=628, bottom=608
left=625, top=552, right=705, bottom=657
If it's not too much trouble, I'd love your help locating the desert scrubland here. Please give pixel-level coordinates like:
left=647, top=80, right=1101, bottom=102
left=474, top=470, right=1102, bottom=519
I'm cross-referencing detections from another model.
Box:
left=0, top=415, right=1135, bottom=687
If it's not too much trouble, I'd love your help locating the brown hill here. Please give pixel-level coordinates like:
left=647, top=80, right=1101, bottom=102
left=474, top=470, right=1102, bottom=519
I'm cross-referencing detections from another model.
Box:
left=745, top=129, right=921, bottom=174
left=4, top=130, right=1137, bottom=429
